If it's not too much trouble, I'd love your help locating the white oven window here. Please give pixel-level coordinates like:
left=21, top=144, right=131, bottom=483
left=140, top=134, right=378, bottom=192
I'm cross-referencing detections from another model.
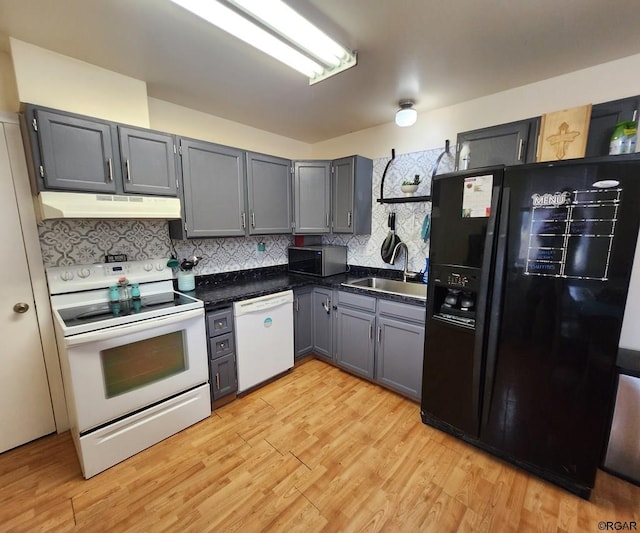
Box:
left=100, top=331, right=187, bottom=398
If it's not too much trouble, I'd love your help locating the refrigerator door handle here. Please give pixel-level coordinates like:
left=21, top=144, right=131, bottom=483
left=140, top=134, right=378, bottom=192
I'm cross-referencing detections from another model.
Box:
left=481, top=186, right=510, bottom=427
left=471, top=185, right=502, bottom=429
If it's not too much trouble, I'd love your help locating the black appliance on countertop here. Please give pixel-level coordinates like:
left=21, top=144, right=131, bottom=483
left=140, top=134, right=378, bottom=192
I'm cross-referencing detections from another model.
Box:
left=421, top=155, right=640, bottom=498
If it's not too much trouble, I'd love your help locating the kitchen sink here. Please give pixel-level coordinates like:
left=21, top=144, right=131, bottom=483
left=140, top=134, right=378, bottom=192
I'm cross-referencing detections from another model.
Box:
left=342, top=277, right=427, bottom=300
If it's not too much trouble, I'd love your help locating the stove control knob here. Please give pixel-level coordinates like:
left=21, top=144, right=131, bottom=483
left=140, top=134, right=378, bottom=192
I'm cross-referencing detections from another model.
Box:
left=155, top=262, right=165, bottom=271
left=143, top=263, right=154, bottom=272
left=78, top=268, right=91, bottom=279
left=60, top=271, right=74, bottom=281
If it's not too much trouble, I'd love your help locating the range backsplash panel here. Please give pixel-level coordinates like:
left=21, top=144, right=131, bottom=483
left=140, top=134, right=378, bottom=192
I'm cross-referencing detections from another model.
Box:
left=38, top=146, right=453, bottom=275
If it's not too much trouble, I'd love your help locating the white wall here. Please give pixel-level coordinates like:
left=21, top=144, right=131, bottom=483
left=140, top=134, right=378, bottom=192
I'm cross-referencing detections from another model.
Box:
left=10, top=38, right=150, bottom=127
left=311, top=53, right=640, bottom=160
left=0, top=51, right=19, bottom=112
left=148, top=98, right=311, bottom=160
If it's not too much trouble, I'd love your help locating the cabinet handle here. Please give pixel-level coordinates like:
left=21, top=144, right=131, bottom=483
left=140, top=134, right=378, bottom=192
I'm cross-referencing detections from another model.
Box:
left=241, top=212, right=246, bottom=229
left=326, top=213, right=329, bottom=228
left=295, top=298, right=299, bottom=312
left=215, top=372, right=220, bottom=390
left=125, top=159, right=131, bottom=181
left=377, top=326, right=382, bottom=344
left=517, top=139, right=524, bottom=161
left=369, top=323, right=373, bottom=339
left=347, top=211, right=352, bottom=228
left=251, top=212, right=256, bottom=228
left=107, top=158, right=113, bottom=182
left=321, top=299, right=330, bottom=314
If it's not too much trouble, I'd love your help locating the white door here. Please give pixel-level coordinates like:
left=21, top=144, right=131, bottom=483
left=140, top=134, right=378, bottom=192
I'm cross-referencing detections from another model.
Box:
left=0, top=123, right=56, bottom=453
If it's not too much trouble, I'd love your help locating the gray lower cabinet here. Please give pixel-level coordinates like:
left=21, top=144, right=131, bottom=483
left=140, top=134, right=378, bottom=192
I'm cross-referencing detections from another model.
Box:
left=376, top=317, right=424, bottom=400
left=294, top=287, right=313, bottom=359
left=173, top=138, right=247, bottom=238
left=336, top=304, right=375, bottom=379
left=375, top=300, right=425, bottom=401
left=312, top=287, right=334, bottom=361
left=210, top=353, right=237, bottom=399
left=332, top=291, right=425, bottom=401
left=331, top=156, right=372, bottom=235
left=118, top=126, right=178, bottom=196
left=246, top=152, right=292, bottom=234
left=206, top=307, right=238, bottom=401
left=455, top=117, right=540, bottom=170
left=293, top=160, right=331, bottom=234
left=28, top=107, right=119, bottom=193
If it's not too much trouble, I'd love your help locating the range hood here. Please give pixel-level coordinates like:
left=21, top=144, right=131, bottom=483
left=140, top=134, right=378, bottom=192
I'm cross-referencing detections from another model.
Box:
left=35, top=191, right=182, bottom=220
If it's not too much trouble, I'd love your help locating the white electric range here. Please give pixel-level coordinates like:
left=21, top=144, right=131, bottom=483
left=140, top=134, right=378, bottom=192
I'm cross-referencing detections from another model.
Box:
left=47, top=259, right=211, bottom=479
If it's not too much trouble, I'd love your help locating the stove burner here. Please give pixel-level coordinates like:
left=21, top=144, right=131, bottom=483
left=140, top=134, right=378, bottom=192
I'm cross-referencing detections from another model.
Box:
left=57, top=292, right=194, bottom=328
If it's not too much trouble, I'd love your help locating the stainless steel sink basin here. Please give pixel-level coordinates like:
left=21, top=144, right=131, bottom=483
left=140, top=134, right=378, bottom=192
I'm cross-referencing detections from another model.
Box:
left=342, top=277, right=427, bottom=300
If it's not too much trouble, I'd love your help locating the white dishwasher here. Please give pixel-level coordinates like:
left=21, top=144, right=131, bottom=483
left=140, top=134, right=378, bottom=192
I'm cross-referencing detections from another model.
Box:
left=234, top=290, right=294, bottom=393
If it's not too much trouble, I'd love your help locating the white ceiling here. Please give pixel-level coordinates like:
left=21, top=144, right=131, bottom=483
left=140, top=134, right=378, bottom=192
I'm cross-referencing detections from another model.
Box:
left=1, top=0, right=640, bottom=143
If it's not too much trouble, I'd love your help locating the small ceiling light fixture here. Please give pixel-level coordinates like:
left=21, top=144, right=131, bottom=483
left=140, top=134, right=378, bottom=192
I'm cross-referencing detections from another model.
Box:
left=170, top=0, right=357, bottom=85
left=395, top=100, right=418, bottom=127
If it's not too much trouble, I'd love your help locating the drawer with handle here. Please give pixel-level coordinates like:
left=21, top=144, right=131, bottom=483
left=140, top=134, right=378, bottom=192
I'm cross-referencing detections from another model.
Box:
left=208, top=332, right=234, bottom=359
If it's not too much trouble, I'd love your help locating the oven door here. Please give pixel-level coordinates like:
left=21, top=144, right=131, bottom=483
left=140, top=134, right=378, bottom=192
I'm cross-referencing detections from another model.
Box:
left=63, top=308, right=208, bottom=433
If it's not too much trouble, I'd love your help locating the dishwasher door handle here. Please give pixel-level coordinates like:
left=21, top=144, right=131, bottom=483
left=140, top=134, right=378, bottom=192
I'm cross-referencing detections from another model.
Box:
left=234, top=290, right=294, bottom=316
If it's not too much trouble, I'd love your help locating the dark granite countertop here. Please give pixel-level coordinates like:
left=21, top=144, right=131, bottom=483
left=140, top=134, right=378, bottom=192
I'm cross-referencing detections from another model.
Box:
left=183, top=265, right=427, bottom=310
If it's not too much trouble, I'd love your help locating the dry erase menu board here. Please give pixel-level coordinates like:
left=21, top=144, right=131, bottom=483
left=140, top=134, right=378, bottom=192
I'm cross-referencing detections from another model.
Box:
left=525, top=188, right=620, bottom=280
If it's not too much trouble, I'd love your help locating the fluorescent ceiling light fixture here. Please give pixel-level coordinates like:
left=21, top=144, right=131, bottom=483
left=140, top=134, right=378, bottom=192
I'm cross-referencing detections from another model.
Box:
left=170, top=0, right=357, bottom=84
left=395, top=100, right=418, bottom=127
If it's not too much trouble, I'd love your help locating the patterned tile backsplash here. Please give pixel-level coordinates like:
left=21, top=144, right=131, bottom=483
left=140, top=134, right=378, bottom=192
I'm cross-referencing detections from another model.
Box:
left=37, top=146, right=454, bottom=274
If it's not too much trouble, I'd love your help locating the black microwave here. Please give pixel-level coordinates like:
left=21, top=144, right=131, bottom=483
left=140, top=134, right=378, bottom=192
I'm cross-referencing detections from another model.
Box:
left=288, top=245, right=348, bottom=277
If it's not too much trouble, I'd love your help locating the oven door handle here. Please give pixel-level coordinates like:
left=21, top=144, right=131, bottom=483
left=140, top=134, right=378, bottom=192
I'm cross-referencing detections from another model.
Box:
left=65, top=308, right=204, bottom=346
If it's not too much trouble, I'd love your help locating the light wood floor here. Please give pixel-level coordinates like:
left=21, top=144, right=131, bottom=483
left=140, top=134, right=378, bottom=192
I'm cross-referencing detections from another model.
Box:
left=1, top=358, right=638, bottom=532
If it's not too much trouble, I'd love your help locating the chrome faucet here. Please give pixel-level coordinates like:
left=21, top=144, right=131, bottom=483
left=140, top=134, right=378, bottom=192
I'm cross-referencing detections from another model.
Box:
left=390, top=242, right=409, bottom=282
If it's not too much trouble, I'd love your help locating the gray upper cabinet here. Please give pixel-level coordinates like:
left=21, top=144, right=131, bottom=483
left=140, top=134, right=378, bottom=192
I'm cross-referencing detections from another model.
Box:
left=118, top=126, right=178, bottom=196
left=456, top=117, right=540, bottom=170
left=585, top=95, right=640, bottom=157
left=331, top=155, right=372, bottom=235
left=293, top=160, right=331, bottom=234
left=246, top=152, right=292, bottom=234
left=176, top=138, right=246, bottom=239
left=31, top=108, right=119, bottom=193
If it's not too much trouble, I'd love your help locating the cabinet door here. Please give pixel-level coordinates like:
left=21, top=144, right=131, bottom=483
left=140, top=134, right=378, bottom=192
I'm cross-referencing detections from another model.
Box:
left=180, top=138, right=246, bottom=238
left=332, top=157, right=354, bottom=233
left=312, top=288, right=333, bottom=361
left=586, top=96, right=640, bottom=157
left=210, top=353, right=237, bottom=400
left=336, top=306, right=375, bottom=379
left=246, top=152, right=292, bottom=234
left=376, top=316, right=424, bottom=400
left=456, top=118, right=539, bottom=170
left=35, top=109, right=117, bottom=193
left=294, top=160, right=331, bottom=234
left=294, top=288, right=313, bottom=359
left=119, top=126, right=178, bottom=196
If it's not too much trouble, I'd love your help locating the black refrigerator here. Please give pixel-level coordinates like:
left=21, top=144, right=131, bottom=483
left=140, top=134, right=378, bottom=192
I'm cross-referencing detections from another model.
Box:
left=421, top=155, right=640, bottom=498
